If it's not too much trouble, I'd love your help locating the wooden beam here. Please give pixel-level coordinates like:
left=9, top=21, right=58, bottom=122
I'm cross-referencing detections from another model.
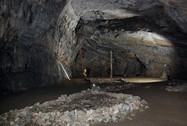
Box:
left=110, top=50, right=113, bottom=78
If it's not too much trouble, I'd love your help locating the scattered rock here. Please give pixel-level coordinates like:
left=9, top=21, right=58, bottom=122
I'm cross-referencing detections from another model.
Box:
left=102, top=83, right=137, bottom=92
left=0, top=88, right=148, bottom=126
left=164, top=80, right=187, bottom=92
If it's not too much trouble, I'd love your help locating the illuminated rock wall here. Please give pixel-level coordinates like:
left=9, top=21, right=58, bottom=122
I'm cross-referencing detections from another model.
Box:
left=0, top=0, right=187, bottom=92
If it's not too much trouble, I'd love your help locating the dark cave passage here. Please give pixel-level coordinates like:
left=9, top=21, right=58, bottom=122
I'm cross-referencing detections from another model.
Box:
left=73, top=11, right=187, bottom=79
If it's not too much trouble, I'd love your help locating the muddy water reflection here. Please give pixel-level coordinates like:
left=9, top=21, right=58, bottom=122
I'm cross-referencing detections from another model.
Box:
left=0, top=82, right=90, bottom=114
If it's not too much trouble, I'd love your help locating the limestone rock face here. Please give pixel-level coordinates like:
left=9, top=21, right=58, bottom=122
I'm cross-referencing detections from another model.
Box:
left=65, top=0, right=187, bottom=78
left=0, top=0, right=67, bottom=92
left=0, top=0, right=187, bottom=92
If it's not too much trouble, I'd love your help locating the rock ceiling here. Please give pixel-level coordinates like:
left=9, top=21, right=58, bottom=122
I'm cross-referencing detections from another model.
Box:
left=0, top=0, right=187, bottom=92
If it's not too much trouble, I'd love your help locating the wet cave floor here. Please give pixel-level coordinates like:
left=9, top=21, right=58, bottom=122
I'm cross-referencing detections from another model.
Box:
left=0, top=79, right=187, bottom=126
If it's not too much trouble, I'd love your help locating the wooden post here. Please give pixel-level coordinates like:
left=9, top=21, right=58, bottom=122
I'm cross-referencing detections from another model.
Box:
left=110, top=50, right=113, bottom=78
left=58, top=61, right=70, bottom=80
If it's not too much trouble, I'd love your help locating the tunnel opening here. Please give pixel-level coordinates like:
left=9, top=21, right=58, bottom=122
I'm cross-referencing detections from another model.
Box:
left=73, top=8, right=187, bottom=80
left=71, top=47, right=146, bottom=78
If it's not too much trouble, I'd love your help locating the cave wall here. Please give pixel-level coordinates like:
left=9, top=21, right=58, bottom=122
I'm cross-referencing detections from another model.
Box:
left=66, top=0, right=187, bottom=78
left=73, top=15, right=187, bottom=78
left=0, top=0, right=187, bottom=93
left=0, top=0, right=67, bottom=92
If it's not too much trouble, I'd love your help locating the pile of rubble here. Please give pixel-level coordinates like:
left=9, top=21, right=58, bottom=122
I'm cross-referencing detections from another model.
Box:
left=101, top=83, right=137, bottom=92
left=0, top=88, right=148, bottom=126
left=164, top=80, right=187, bottom=92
